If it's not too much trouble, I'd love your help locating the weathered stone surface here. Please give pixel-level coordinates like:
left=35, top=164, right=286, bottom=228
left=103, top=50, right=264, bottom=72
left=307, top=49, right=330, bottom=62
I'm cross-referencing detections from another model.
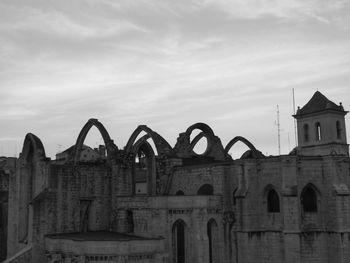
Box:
left=3, top=92, right=350, bottom=263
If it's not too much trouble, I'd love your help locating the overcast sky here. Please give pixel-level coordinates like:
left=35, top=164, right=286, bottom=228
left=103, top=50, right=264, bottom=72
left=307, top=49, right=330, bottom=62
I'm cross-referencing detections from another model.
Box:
left=1, top=0, right=350, bottom=158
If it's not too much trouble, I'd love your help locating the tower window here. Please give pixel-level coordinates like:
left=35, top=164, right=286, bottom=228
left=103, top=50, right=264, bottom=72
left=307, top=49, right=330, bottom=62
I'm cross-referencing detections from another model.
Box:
left=315, top=122, right=322, bottom=141
left=267, top=189, right=280, bottom=213
left=336, top=121, right=341, bottom=140
left=303, top=124, right=309, bottom=142
left=301, top=186, right=318, bottom=212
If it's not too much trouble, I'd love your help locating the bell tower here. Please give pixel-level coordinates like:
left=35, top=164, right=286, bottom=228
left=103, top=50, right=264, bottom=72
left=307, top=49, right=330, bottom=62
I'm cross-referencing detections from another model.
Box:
left=293, top=91, right=348, bottom=156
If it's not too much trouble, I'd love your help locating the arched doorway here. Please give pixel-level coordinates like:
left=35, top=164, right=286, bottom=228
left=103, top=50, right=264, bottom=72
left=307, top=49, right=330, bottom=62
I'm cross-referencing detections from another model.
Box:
left=172, top=219, right=187, bottom=263
left=207, top=219, right=220, bottom=263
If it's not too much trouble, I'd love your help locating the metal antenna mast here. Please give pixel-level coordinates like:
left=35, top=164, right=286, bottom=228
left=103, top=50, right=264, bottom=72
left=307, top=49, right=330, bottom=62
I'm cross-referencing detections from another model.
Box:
left=277, top=104, right=281, bottom=155
left=293, top=88, right=298, bottom=147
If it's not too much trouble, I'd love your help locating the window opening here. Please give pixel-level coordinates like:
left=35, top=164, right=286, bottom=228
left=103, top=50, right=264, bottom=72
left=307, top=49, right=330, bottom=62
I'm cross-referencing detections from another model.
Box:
left=336, top=121, right=342, bottom=139
left=301, top=186, right=317, bottom=212
left=197, top=184, right=213, bottom=195
left=267, top=189, right=280, bottom=213
left=315, top=122, right=322, bottom=141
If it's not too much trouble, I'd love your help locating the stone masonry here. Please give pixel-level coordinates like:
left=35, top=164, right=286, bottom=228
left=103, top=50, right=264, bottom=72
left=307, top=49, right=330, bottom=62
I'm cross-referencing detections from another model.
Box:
left=3, top=91, right=350, bottom=263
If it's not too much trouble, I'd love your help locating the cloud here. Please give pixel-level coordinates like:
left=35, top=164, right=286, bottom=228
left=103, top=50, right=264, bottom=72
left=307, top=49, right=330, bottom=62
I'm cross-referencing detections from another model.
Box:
left=0, top=0, right=349, bottom=157
left=201, top=0, right=349, bottom=21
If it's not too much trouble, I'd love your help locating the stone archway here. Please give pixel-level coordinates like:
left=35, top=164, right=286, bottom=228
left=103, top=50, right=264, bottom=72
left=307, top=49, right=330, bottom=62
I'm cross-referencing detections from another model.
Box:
left=73, top=118, right=118, bottom=164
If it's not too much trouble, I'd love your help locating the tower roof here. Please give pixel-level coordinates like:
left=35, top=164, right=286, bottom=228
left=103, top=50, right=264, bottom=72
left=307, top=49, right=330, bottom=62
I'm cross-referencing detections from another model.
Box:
left=295, top=91, right=346, bottom=117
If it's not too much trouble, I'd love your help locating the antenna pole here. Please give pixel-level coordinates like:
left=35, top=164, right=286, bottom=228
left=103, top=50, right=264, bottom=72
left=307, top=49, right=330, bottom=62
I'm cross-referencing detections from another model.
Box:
left=288, top=132, right=291, bottom=152
left=293, top=88, right=298, bottom=147
left=277, top=104, right=281, bottom=155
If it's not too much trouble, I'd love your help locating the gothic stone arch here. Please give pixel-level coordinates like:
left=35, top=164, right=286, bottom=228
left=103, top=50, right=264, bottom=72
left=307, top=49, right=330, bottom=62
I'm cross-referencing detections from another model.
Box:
left=174, top=123, right=227, bottom=160
left=18, top=133, right=47, bottom=243
left=74, top=118, right=118, bottom=164
left=225, top=136, right=264, bottom=159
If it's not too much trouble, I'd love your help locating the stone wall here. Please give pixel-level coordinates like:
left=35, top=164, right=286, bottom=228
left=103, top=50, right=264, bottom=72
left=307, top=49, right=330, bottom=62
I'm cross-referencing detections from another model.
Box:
left=6, top=148, right=350, bottom=263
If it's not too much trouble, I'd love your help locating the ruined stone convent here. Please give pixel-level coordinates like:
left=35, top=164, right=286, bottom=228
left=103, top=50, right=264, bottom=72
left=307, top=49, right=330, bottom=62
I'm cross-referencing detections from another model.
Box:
left=1, top=91, right=350, bottom=263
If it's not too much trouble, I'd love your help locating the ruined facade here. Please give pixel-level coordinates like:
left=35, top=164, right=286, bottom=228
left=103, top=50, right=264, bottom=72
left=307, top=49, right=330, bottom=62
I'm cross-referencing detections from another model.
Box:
left=3, top=91, right=350, bottom=263
left=0, top=157, right=16, bottom=262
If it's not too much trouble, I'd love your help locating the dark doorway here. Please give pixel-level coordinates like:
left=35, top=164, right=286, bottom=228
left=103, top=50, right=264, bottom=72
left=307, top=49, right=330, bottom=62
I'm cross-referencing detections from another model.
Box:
left=173, top=220, right=186, bottom=263
left=207, top=219, right=219, bottom=263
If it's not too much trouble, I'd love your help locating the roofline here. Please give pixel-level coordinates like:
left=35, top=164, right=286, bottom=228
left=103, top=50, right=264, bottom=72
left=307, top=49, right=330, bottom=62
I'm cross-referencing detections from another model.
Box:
left=293, top=109, right=348, bottom=119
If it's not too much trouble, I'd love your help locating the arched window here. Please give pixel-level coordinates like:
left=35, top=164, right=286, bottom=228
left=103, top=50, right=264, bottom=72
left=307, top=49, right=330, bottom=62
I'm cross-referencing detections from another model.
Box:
left=176, top=190, right=184, bottom=196
left=207, top=219, right=219, bottom=263
left=336, top=121, right=342, bottom=139
left=197, top=184, right=214, bottom=195
left=301, top=186, right=318, bottom=212
left=315, top=122, right=322, bottom=141
left=303, top=124, right=309, bottom=142
left=134, top=149, right=148, bottom=195
left=172, top=220, right=186, bottom=263
left=267, top=189, right=280, bottom=213
left=133, top=141, right=155, bottom=196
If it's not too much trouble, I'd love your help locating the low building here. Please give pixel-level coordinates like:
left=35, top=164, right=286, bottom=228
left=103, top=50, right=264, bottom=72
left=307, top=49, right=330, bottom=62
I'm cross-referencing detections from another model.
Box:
left=55, top=145, right=106, bottom=164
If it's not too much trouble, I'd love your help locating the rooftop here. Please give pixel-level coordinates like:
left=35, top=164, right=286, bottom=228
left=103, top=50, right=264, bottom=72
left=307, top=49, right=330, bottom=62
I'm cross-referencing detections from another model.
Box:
left=295, top=91, right=345, bottom=116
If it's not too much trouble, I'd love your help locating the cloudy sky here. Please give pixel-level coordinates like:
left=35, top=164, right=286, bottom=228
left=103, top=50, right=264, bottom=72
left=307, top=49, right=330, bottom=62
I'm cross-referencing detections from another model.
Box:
left=1, top=0, right=350, bottom=158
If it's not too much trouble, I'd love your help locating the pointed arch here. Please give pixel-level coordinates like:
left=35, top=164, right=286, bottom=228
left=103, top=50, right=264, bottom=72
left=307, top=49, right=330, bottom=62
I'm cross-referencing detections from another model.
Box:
left=125, top=125, right=173, bottom=156
left=21, top=133, right=46, bottom=163
left=132, top=138, right=156, bottom=195
left=263, top=184, right=281, bottom=213
left=267, top=189, right=280, bottom=213
left=130, top=134, right=151, bottom=154
left=225, top=136, right=264, bottom=159
left=207, top=218, right=220, bottom=263
left=18, top=133, right=46, bottom=243
left=172, top=219, right=187, bottom=263
left=174, top=122, right=227, bottom=160
left=187, top=123, right=215, bottom=154
left=301, top=183, right=320, bottom=213
left=185, top=123, right=215, bottom=138
left=74, top=119, right=118, bottom=164
left=186, top=123, right=216, bottom=156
